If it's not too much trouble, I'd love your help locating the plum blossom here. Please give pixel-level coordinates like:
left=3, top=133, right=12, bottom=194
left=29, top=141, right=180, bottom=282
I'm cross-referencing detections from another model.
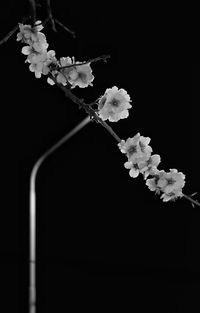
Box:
left=42, top=50, right=57, bottom=75
left=26, top=50, right=56, bottom=78
left=124, top=153, right=161, bottom=179
left=17, top=20, right=57, bottom=79
left=146, top=169, right=186, bottom=202
left=97, top=86, right=132, bottom=122
left=21, top=45, right=33, bottom=55
left=17, top=20, right=44, bottom=44
left=29, top=61, right=44, bottom=78
left=17, top=22, right=95, bottom=87
left=31, top=32, right=49, bottom=52
left=26, top=51, right=47, bottom=64
left=118, top=133, right=152, bottom=163
left=54, top=57, right=73, bottom=86
left=138, top=154, right=161, bottom=179
left=16, top=20, right=192, bottom=206
left=46, top=56, right=73, bottom=86
left=49, top=57, right=94, bottom=88
left=68, top=62, right=94, bottom=89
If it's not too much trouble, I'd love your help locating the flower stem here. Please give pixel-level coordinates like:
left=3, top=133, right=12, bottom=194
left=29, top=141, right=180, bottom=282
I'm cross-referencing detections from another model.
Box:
left=182, top=193, right=200, bottom=207
left=54, top=18, right=76, bottom=38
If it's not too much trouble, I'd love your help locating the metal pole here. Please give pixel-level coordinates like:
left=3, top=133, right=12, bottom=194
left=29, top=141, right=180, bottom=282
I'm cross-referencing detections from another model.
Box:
left=29, top=116, right=91, bottom=313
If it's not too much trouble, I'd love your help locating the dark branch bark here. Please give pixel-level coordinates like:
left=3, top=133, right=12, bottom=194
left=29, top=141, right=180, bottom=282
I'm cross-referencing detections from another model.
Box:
left=28, top=0, right=37, bottom=26
left=46, top=0, right=57, bottom=32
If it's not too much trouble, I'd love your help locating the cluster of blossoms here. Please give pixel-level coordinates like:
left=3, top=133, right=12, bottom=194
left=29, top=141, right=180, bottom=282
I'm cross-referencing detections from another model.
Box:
left=16, top=21, right=94, bottom=88
left=16, top=20, right=186, bottom=203
left=118, top=133, right=185, bottom=202
left=17, top=21, right=133, bottom=122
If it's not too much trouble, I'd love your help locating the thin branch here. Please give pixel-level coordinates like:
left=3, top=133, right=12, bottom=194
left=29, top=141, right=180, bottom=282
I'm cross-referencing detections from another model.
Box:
left=60, top=54, right=111, bottom=70
left=0, top=16, right=29, bottom=46
left=48, top=74, right=121, bottom=143
left=28, top=0, right=37, bottom=26
left=39, top=16, right=50, bottom=29
left=46, top=0, right=57, bottom=32
left=0, top=24, right=19, bottom=46
left=182, top=193, right=200, bottom=207
left=54, top=18, right=76, bottom=38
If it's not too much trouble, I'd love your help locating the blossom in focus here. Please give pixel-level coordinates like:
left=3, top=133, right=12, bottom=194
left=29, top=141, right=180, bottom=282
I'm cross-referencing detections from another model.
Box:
left=54, top=57, right=94, bottom=88
left=146, top=169, right=186, bottom=202
left=68, top=62, right=94, bottom=89
left=97, top=86, right=132, bottom=122
left=123, top=156, right=147, bottom=178
left=118, top=133, right=152, bottom=163
left=123, top=152, right=160, bottom=179
left=138, top=154, right=161, bottom=179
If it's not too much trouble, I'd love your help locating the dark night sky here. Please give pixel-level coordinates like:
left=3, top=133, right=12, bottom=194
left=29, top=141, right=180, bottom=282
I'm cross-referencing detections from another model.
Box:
left=0, top=1, right=199, bottom=312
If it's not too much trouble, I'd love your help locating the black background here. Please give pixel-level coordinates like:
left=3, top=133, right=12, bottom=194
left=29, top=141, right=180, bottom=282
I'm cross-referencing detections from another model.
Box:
left=0, top=1, right=199, bottom=312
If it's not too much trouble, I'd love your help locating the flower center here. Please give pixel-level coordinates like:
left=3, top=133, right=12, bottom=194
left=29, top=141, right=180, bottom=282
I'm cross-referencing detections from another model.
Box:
left=139, top=141, right=146, bottom=152
left=127, top=145, right=137, bottom=156
left=110, top=98, right=120, bottom=107
left=166, top=178, right=176, bottom=185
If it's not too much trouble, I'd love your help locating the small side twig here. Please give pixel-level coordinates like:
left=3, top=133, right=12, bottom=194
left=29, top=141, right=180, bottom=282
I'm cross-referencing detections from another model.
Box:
left=48, top=73, right=121, bottom=143
left=0, top=24, right=19, bottom=46
left=182, top=193, right=200, bottom=208
left=0, top=16, right=29, bottom=46
left=46, top=0, right=57, bottom=32
left=54, top=18, right=76, bottom=38
left=60, top=54, right=111, bottom=69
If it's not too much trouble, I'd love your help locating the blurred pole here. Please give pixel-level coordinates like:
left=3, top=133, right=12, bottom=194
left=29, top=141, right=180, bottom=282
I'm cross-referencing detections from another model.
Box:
left=29, top=116, right=90, bottom=313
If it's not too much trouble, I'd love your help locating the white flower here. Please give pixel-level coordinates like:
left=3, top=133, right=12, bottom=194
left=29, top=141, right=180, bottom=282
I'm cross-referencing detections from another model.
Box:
left=124, top=161, right=140, bottom=178
left=68, top=62, right=94, bottom=89
left=118, top=133, right=152, bottom=162
left=16, top=21, right=44, bottom=44
left=21, top=45, right=32, bottom=55
left=17, top=23, right=32, bottom=43
left=32, top=32, right=49, bottom=52
left=55, top=57, right=73, bottom=85
left=123, top=152, right=159, bottom=179
left=34, top=20, right=44, bottom=32
left=97, top=86, right=132, bottom=122
left=146, top=169, right=186, bottom=202
left=26, top=51, right=47, bottom=64
left=27, top=50, right=57, bottom=79
left=47, top=77, right=55, bottom=85
left=138, top=154, right=161, bottom=179
left=29, top=61, right=44, bottom=78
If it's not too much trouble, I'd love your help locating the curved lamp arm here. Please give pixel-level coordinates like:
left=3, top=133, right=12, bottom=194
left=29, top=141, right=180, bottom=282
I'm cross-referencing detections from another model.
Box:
left=29, top=116, right=91, bottom=313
